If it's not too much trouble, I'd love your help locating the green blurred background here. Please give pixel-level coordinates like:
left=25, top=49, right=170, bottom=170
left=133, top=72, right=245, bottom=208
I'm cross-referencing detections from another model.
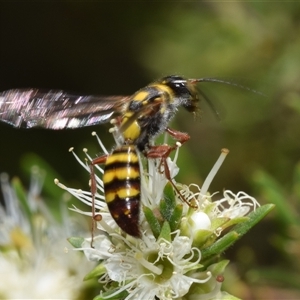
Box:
left=1, top=2, right=300, bottom=299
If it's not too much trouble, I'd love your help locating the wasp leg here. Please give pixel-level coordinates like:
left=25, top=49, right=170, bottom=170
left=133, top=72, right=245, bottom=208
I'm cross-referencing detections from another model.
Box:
left=146, top=143, right=198, bottom=209
left=145, top=126, right=190, bottom=171
left=165, top=127, right=190, bottom=146
left=89, top=154, right=108, bottom=247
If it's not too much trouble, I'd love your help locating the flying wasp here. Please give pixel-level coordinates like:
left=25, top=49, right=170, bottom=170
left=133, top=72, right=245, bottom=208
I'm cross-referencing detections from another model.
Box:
left=0, top=75, right=229, bottom=240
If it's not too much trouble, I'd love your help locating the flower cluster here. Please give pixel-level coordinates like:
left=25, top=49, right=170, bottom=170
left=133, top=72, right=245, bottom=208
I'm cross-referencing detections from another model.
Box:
left=0, top=168, right=93, bottom=299
left=55, top=130, right=264, bottom=300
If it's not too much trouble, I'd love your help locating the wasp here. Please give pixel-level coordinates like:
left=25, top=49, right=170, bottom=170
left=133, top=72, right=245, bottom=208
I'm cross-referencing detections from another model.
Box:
left=89, top=75, right=201, bottom=238
left=0, top=75, right=225, bottom=240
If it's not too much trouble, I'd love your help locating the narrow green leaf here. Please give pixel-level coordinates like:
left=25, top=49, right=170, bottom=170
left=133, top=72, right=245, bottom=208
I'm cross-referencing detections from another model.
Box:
left=253, top=170, right=296, bottom=225
left=21, top=153, right=65, bottom=200
left=163, top=182, right=176, bottom=207
left=11, top=177, right=32, bottom=221
left=210, top=217, right=230, bottom=231
left=12, top=177, right=35, bottom=237
left=202, top=204, right=275, bottom=260
left=207, top=259, right=229, bottom=275
left=84, top=263, right=106, bottom=280
left=193, top=229, right=215, bottom=249
left=250, top=268, right=300, bottom=289
left=168, top=204, right=183, bottom=232
left=68, top=236, right=85, bottom=248
left=160, top=182, right=176, bottom=221
left=221, top=216, right=249, bottom=229
left=202, top=231, right=239, bottom=260
left=232, top=204, right=275, bottom=236
left=158, top=221, right=171, bottom=242
left=143, top=206, right=161, bottom=239
left=20, top=153, right=69, bottom=223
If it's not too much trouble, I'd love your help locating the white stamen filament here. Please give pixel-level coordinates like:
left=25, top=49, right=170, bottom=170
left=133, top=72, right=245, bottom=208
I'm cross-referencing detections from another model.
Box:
left=97, top=217, right=117, bottom=235
left=54, top=179, right=105, bottom=207
left=92, top=131, right=109, bottom=154
left=173, top=143, right=181, bottom=164
left=201, top=148, right=229, bottom=196
left=83, top=149, right=104, bottom=176
left=69, top=148, right=90, bottom=172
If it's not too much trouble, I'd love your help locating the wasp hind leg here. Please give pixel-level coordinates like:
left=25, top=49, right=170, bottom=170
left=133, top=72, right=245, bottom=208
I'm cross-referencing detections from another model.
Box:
left=89, top=154, right=108, bottom=247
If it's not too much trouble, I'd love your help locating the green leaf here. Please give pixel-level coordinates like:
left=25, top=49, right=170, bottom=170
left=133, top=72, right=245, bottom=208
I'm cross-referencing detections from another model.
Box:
left=210, top=217, right=230, bottom=231
left=207, top=259, right=229, bottom=276
left=168, top=203, right=183, bottom=232
left=201, top=231, right=239, bottom=261
left=220, top=216, right=249, bottom=229
left=253, top=170, right=296, bottom=225
left=249, top=267, right=300, bottom=289
left=194, top=230, right=216, bottom=249
left=203, top=202, right=217, bottom=215
left=11, top=177, right=33, bottom=222
left=21, top=153, right=65, bottom=200
left=163, top=182, right=176, bottom=207
left=68, top=236, right=85, bottom=248
left=158, top=221, right=171, bottom=242
left=232, top=204, right=275, bottom=235
left=143, top=206, right=161, bottom=239
left=160, top=182, right=176, bottom=221
left=84, top=263, right=106, bottom=280
left=202, top=204, right=275, bottom=260
left=20, top=153, right=69, bottom=223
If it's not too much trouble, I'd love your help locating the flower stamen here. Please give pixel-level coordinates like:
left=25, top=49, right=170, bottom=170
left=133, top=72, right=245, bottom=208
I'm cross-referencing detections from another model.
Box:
left=201, top=148, right=229, bottom=195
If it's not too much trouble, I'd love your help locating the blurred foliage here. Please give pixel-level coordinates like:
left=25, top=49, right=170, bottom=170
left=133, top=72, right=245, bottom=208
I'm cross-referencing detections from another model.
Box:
left=1, top=2, right=300, bottom=299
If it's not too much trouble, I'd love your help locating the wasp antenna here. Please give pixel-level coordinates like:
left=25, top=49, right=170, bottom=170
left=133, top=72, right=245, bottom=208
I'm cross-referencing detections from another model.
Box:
left=198, top=89, right=221, bottom=121
left=190, top=78, right=265, bottom=97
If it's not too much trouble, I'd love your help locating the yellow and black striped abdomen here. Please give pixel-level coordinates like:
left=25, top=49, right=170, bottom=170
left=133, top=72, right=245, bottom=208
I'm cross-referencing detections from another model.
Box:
left=103, top=145, right=141, bottom=237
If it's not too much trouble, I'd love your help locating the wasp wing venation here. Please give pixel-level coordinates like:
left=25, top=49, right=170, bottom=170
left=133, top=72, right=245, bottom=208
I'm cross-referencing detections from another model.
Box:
left=0, top=89, right=129, bottom=129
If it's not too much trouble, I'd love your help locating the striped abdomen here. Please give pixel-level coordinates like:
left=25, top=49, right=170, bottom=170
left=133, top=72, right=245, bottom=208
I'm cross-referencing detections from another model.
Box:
left=103, top=145, right=141, bottom=237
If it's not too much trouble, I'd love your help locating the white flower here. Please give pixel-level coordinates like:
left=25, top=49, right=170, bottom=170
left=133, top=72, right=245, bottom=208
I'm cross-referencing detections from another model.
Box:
left=0, top=168, right=93, bottom=299
left=99, top=231, right=210, bottom=300
left=56, top=132, right=259, bottom=299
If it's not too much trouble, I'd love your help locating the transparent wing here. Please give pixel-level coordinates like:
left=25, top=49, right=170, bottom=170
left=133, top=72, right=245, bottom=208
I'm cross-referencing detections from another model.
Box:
left=0, top=89, right=130, bottom=129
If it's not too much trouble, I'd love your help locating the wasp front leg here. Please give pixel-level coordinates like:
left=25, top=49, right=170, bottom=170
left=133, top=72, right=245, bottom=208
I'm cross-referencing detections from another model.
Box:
left=146, top=126, right=190, bottom=176
left=165, top=127, right=190, bottom=147
left=146, top=126, right=190, bottom=169
left=89, top=154, right=108, bottom=247
left=146, top=137, right=197, bottom=209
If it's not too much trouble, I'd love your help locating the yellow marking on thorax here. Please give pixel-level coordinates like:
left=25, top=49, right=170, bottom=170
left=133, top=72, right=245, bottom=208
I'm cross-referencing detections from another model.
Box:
left=150, top=83, right=174, bottom=101
left=133, top=90, right=149, bottom=101
left=121, top=117, right=141, bottom=141
left=148, top=84, right=174, bottom=114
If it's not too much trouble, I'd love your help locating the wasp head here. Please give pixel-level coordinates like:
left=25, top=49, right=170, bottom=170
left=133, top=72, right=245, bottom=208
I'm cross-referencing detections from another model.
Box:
left=161, top=75, right=200, bottom=114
